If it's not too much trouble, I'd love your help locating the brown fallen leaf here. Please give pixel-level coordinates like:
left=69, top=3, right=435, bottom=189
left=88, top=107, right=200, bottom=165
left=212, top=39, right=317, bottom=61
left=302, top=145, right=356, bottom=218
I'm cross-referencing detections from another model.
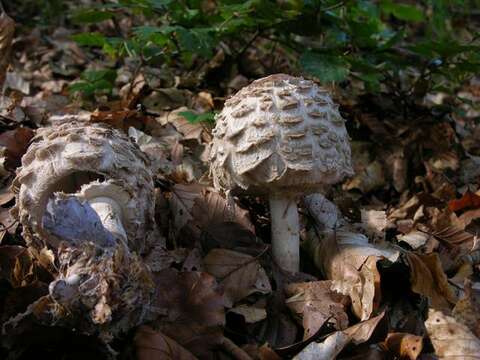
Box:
left=0, top=9, right=15, bottom=90
left=167, top=107, right=212, bottom=143
left=168, top=183, right=205, bottom=236
left=448, top=191, right=480, bottom=212
left=0, top=245, right=34, bottom=287
left=204, top=248, right=271, bottom=307
left=344, top=160, right=385, bottom=193
left=304, top=227, right=398, bottom=320
left=90, top=108, right=146, bottom=131
left=285, top=280, right=350, bottom=340
left=294, top=311, right=386, bottom=360
left=405, top=252, right=457, bottom=310
left=425, top=309, right=480, bottom=359
left=134, top=325, right=198, bottom=360
left=190, top=189, right=257, bottom=250
left=0, top=127, right=35, bottom=169
left=152, top=268, right=252, bottom=359
left=452, top=280, right=480, bottom=337
left=384, top=333, right=423, bottom=360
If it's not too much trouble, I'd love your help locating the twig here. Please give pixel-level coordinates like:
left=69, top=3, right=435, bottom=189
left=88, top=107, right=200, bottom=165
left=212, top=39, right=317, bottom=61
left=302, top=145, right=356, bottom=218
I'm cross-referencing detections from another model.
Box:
left=220, top=336, right=253, bottom=360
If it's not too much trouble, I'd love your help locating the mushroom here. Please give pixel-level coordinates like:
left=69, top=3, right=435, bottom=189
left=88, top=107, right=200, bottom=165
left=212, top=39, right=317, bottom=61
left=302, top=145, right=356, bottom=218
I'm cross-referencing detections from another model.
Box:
left=11, top=121, right=157, bottom=337
left=13, top=121, right=155, bottom=253
left=209, top=74, right=353, bottom=272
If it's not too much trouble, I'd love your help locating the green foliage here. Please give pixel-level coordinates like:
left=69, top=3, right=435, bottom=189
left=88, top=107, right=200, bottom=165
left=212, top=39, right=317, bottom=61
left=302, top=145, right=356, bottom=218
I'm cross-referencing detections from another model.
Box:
left=69, top=0, right=480, bottom=109
left=180, top=111, right=216, bottom=124
left=69, top=69, right=117, bottom=97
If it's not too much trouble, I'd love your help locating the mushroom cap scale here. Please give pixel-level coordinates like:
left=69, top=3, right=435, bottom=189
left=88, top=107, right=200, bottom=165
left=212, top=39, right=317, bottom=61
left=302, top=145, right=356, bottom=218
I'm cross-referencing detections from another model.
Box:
left=12, top=122, right=155, bottom=254
left=209, top=74, right=353, bottom=195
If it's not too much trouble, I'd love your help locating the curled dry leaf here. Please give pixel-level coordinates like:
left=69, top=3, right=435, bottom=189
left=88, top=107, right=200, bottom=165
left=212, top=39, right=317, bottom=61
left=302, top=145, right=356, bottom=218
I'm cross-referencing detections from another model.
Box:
left=285, top=280, right=350, bottom=340
left=204, top=248, right=271, bottom=307
left=0, top=10, right=15, bottom=89
left=384, top=333, right=423, bottom=360
left=405, top=252, right=457, bottom=310
left=425, top=309, right=480, bottom=360
left=294, top=311, right=385, bottom=360
left=304, top=227, right=398, bottom=320
left=134, top=325, right=198, bottom=360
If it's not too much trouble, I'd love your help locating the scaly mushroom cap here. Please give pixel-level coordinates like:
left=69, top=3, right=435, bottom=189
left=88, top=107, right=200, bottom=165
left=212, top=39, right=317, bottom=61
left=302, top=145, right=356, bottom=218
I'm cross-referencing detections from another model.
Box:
left=12, top=122, right=155, bottom=254
left=209, top=74, right=353, bottom=195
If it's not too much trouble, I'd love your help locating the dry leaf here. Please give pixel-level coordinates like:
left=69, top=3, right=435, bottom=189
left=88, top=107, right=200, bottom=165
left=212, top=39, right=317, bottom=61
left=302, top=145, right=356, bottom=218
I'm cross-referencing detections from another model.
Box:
left=230, top=304, right=267, bottom=323
left=285, top=281, right=349, bottom=340
left=384, top=333, right=423, bottom=360
left=448, top=191, right=480, bottom=212
left=190, top=190, right=256, bottom=250
left=405, top=252, right=457, bottom=310
left=304, top=227, right=398, bottom=320
left=0, top=11, right=15, bottom=89
left=425, top=309, right=480, bottom=359
left=169, top=183, right=205, bottom=235
left=361, top=209, right=387, bottom=241
left=344, top=160, right=385, bottom=193
left=204, top=249, right=271, bottom=307
left=397, top=231, right=430, bottom=250
left=452, top=280, right=480, bottom=337
left=134, top=325, right=198, bottom=360
left=294, top=311, right=385, bottom=360
left=153, top=268, right=226, bottom=358
left=167, top=107, right=212, bottom=143
left=0, top=127, right=35, bottom=169
left=0, top=245, right=33, bottom=287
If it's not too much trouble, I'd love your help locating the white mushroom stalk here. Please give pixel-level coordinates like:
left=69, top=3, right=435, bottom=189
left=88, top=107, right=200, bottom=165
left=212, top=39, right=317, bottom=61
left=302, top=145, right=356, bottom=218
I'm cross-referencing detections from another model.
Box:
left=209, top=74, right=353, bottom=273
left=269, top=195, right=300, bottom=272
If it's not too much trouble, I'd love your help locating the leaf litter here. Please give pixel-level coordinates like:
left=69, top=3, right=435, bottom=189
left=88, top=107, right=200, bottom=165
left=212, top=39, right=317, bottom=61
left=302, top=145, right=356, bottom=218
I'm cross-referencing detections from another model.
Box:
left=1, top=4, right=480, bottom=360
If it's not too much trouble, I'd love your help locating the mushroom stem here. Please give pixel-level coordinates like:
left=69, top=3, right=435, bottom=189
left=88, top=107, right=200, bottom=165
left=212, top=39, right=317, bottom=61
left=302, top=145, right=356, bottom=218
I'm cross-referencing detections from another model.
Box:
left=269, top=195, right=300, bottom=272
left=88, top=196, right=127, bottom=244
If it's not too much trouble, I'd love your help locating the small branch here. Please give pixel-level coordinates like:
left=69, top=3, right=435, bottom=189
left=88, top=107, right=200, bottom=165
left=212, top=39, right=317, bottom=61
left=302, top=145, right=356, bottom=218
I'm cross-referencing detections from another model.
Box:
left=220, top=336, right=253, bottom=360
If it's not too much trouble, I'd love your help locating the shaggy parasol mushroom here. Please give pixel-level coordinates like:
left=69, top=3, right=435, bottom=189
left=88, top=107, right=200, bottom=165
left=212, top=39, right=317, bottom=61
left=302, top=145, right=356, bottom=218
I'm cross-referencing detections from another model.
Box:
left=11, top=121, right=156, bottom=337
left=209, top=74, right=353, bottom=272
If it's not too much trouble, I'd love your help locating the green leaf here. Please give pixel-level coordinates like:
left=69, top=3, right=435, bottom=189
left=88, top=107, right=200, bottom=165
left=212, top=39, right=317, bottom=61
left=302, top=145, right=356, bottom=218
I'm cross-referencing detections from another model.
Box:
left=69, top=69, right=117, bottom=97
left=72, top=32, right=107, bottom=47
left=381, top=1, right=424, bottom=22
left=300, top=52, right=350, bottom=83
left=176, top=27, right=215, bottom=57
left=179, top=111, right=216, bottom=124
left=72, top=9, right=115, bottom=24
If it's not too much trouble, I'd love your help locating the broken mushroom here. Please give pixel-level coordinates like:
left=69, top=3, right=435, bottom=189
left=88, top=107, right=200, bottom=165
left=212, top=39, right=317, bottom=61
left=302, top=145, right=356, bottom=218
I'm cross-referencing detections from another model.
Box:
left=13, top=121, right=155, bottom=253
left=209, top=74, right=353, bottom=272
left=10, top=121, right=156, bottom=337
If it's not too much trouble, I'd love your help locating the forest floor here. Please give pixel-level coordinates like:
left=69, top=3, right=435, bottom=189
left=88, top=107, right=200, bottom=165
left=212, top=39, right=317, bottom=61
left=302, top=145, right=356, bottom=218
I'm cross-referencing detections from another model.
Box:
left=1, top=5, right=480, bottom=360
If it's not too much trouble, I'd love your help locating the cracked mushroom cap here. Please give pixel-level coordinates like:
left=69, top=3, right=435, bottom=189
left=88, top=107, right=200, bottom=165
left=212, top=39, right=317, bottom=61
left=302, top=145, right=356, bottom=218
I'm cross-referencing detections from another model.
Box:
left=209, top=74, right=353, bottom=195
left=12, top=122, right=155, bottom=253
